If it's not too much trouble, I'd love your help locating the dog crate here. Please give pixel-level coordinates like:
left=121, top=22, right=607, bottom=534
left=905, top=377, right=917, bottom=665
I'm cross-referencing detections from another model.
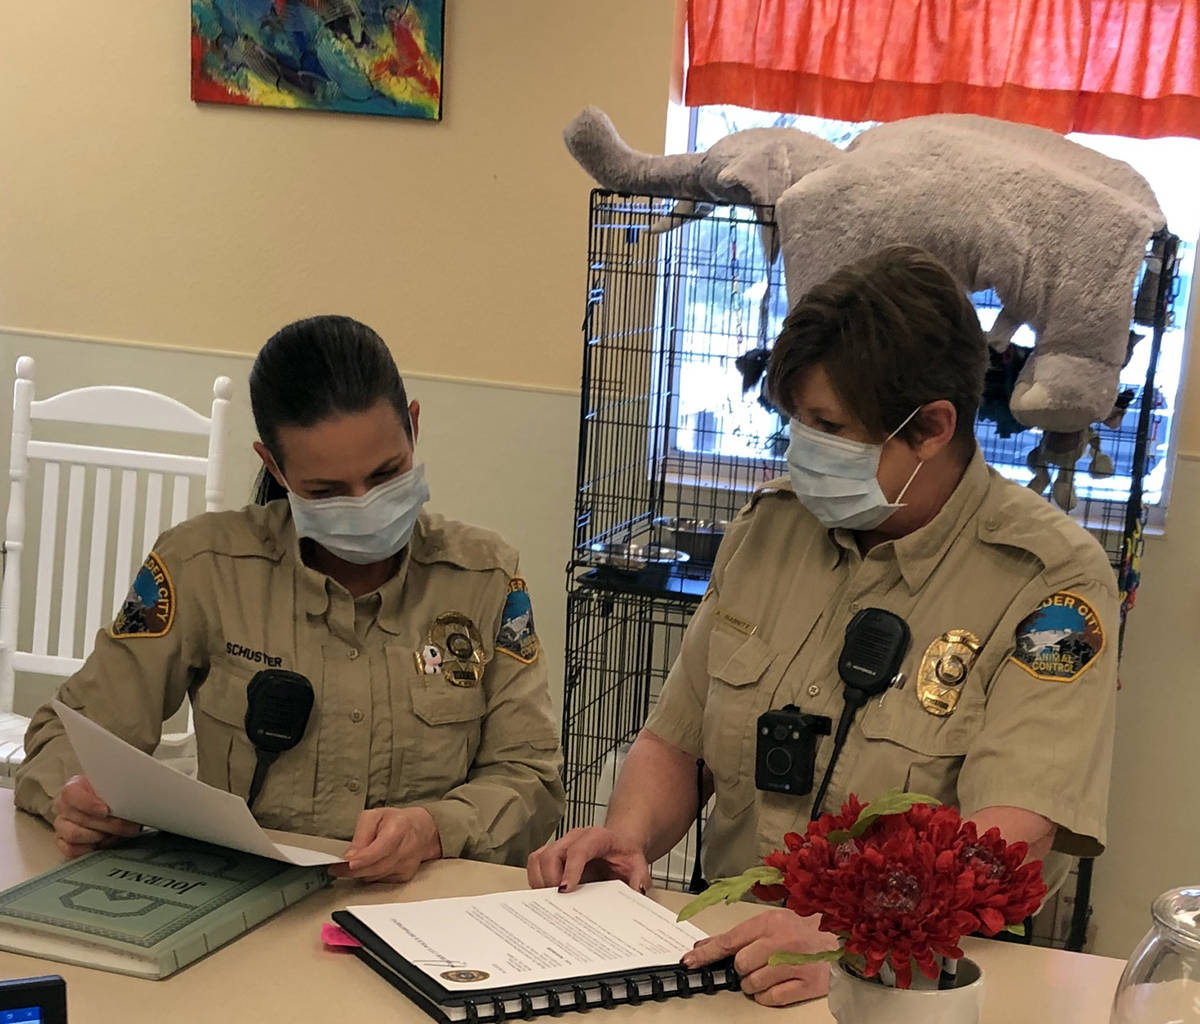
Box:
left=561, top=188, right=1180, bottom=950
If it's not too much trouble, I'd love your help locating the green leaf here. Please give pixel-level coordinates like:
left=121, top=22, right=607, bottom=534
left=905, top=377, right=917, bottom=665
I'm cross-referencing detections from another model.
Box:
left=767, top=948, right=846, bottom=967
left=825, top=788, right=941, bottom=844
left=675, top=866, right=783, bottom=923
left=1003, top=922, right=1027, bottom=936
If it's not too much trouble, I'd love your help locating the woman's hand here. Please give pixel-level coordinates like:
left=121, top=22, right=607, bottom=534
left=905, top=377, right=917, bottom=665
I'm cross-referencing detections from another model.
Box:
left=681, top=908, right=836, bottom=1007
left=52, top=775, right=141, bottom=859
left=331, top=807, right=442, bottom=883
left=526, top=826, right=651, bottom=893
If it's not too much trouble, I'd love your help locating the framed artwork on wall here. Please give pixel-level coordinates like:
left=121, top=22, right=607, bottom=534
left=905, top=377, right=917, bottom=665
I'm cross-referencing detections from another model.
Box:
left=191, top=1, right=444, bottom=120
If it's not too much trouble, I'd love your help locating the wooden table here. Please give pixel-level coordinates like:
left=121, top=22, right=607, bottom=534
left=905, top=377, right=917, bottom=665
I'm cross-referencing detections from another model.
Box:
left=0, top=790, right=1124, bottom=1022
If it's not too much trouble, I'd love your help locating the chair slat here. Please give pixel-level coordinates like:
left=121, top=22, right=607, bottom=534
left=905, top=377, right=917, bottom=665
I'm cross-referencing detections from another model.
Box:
left=111, top=471, right=138, bottom=617
left=31, top=464, right=61, bottom=656
left=56, top=465, right=87, bottom=657
left=27, top=440, right=206, bottom=477
left=84, top=469, right=112, bottom=643
left=143, top=473, right=163, bottom=557
left=170, top=475, right=190, bottom=527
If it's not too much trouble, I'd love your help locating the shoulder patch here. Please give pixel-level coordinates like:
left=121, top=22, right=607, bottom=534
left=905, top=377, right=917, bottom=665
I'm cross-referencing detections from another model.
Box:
left=495, top=577, right=539, bottom=663
left=1009, top=590, right=1105, bottom=682
left=110, top=553, right=175, bottom=639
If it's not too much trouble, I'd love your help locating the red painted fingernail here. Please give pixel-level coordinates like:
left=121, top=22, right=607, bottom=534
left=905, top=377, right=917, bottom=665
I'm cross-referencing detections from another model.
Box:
left=557, top=885, right=567, bottom=893
left=639, top=885, right=647, bottom=895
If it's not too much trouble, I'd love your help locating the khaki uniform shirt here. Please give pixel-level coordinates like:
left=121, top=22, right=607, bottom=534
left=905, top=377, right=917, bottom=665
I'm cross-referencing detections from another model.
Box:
left=15, top=505, right=565, bottom=866
left=645, top=449, right=1118, bottom=884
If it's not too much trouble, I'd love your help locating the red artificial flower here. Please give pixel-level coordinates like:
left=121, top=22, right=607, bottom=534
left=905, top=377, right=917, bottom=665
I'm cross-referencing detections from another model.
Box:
left=755, top=795, right=1047, bottom=988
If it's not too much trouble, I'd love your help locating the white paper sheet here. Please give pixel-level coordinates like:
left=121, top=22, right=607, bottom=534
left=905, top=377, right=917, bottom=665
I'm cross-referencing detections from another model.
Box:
left=53, top=700, right=340, bottom=866
left=346, top=880, right=709, bottom=991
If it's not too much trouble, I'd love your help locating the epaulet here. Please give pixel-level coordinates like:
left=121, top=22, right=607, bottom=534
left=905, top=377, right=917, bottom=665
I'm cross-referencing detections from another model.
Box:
left=412, top=512, right=519, bottom=575
left=746, top=474, right=796, bottom=514
left=977, top=475, right=1115, bottom=592
left=156, top=504, right=286, bottom=564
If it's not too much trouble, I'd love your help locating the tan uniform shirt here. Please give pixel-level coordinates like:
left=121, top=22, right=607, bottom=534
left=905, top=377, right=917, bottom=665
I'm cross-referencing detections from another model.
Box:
left=645, top=449, right=1118, bottom=883
left=15, top=505, right=565, bottom=866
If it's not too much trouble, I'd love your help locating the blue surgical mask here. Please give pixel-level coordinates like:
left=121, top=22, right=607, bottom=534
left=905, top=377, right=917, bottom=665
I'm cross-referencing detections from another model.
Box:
left=786, top=410, right=922, bottom=531
left=286, top=463, right=430, bottom=565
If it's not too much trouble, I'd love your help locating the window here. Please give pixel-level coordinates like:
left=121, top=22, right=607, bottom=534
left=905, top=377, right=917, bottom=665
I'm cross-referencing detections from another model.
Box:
left=669, top=104, right=1198, bottom=523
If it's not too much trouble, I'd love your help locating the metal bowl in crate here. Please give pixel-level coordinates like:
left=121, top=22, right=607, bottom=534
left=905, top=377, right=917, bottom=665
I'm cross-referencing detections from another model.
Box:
left=652, top=517, right=729, bottom=565
left=587, top=542, right=690, bottom=583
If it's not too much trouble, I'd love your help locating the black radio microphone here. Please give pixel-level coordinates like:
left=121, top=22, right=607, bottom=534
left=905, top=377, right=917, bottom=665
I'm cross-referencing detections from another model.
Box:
left=243, top=669, right=314, bottom=811
left=810, top=608, right=910, bottom=820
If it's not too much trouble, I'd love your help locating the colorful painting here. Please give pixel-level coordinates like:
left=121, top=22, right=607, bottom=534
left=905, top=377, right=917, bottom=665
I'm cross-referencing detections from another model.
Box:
left=191, top=1, right=443, bottom=120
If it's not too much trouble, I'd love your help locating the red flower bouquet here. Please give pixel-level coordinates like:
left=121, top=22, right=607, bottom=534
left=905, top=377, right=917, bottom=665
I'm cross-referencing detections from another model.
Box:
left=679, top=790, right=1047, bottom=989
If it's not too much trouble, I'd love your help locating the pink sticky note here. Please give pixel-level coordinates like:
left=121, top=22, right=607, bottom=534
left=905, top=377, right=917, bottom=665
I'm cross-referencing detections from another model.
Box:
left=321, top=922, right=362, bottom=949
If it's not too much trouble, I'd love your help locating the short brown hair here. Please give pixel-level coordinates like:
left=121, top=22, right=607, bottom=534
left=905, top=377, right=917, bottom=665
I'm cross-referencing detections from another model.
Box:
left=767, top=245, right=986, bottom=455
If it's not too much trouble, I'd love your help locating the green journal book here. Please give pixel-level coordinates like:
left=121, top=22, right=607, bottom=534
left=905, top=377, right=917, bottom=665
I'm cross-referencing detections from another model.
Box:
left=0, top=832, right=330, bottom=979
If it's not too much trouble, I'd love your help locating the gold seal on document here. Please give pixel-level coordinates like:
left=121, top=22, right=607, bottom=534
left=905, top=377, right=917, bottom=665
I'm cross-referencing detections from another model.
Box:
left=441, top=969, right=490, bottom=983
left=916, top=629, right=982, bottom=716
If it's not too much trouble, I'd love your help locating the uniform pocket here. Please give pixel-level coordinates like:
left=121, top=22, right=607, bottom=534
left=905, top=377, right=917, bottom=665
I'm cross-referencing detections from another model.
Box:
left=392, top=647, right=487, bottom=802
left=703, top=623, right=776, bottom=820
left=192, top=658, right=258, bottom=801
left=857, top=682, right=984, bottom=806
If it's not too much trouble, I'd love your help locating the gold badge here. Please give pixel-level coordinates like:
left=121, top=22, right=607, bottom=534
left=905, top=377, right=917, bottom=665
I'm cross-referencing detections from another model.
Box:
left=416, top=613, right=485, bottom=687
left=916, top=629, right=981, bottom=716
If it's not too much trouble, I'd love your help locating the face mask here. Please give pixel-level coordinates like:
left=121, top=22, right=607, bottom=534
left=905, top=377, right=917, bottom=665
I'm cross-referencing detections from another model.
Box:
left=786, top=409, right=922, bottom=531
left=286, top=463, right=430, bottom=565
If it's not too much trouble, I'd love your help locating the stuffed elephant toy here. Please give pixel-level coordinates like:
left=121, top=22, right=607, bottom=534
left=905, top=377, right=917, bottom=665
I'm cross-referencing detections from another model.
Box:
left=564, top=106, right=840, bottom=262
left=564, top=108, right=1165, bottom=434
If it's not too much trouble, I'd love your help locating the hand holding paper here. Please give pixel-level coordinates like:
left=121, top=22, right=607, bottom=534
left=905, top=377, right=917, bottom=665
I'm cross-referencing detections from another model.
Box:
left=53, top=700, right=339, bottom=866
left=51, top=773, right=141, bottom=858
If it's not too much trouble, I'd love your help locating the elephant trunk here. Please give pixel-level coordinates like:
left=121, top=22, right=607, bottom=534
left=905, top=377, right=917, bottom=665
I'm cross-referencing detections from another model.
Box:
left=564, top=106, right=709, bottom=200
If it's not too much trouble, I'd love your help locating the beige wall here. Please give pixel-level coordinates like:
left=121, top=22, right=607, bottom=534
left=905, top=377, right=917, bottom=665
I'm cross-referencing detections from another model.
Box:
left=2, top=0, right=1197, bottom=968
left=0, top=1, right=678, bottom=391
left=1171, top=262, right=1200, bottom=457
left=0, top=330, right=578, bottom=726
left=1090, top=454, right=1200, bottom=958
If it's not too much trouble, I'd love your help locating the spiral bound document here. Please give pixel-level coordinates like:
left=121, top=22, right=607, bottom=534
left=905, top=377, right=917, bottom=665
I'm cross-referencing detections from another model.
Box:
left=331, top=880, right=739, bottom=1022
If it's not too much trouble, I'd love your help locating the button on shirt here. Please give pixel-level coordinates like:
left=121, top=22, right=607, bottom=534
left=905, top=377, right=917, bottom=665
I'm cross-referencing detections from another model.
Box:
left=645, top=449, right=1118, bottom=884
left=15, top=505, right=565, bottom=866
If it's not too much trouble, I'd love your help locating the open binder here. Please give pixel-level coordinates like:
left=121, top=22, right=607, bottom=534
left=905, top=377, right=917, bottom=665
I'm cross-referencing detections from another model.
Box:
left=332, top=908, right=739, bottom=1023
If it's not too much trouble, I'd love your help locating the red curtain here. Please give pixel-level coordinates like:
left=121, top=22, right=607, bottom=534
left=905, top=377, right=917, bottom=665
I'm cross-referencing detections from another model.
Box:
left=686, top=1, right=1200, bottom=138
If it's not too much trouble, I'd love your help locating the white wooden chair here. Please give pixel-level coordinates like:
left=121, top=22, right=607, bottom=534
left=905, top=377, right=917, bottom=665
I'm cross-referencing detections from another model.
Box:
left=0, top=357, right=232, bottom=782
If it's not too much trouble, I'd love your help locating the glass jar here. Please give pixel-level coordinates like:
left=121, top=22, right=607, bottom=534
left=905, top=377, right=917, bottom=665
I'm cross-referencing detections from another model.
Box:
left=1111, top=887, right=1200, bottom=1023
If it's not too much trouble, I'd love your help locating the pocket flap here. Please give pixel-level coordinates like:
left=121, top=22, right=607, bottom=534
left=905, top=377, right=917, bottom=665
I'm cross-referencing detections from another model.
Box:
left=707, top=624, right=775, bottom=687
left=858, top=687, right=981, bottom=757
left=410, top=678, right=488, bottom=727
left=194, top=659, right=254, bottom=727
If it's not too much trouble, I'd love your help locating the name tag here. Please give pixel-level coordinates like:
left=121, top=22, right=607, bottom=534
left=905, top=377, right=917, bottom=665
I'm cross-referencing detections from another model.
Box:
left=715, top=609, right=758, bottom=637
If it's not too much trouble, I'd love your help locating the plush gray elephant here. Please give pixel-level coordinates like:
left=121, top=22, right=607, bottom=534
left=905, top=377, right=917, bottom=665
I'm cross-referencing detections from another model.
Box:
left=564, top=105, right=840, bottom=261
left=778, top=115, right=1164, bottom=432
left=563, top=108, right=1165, bottom=434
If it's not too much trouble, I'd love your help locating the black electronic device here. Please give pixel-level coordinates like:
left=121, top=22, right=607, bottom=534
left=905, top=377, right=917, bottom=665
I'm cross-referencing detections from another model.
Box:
left=810, top=608, right=911, bottom=820
left=244, top=669, right=315, bottom=810
left=0, top=975, right=67, bottom=1024
left=837, top=608, right=911, bottom=709
left=755, top=706, right=833, bottom=796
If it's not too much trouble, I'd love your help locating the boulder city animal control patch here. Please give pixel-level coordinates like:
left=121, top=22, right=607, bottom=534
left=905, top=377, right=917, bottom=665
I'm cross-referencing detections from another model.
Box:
left=1010, top=590, right=1104, bottom=682
left=495, top=578, right=539, bottom=663
left=110, top=553, right=175, bottom=638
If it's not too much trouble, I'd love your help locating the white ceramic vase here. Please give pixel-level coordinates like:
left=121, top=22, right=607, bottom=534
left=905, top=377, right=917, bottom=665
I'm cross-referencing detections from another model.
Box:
left=827, top=957, right=985, bottom=1024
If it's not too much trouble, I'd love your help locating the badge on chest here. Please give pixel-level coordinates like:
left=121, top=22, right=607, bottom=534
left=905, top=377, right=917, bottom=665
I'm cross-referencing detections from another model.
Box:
left=916, top=629, right=982, bottom=716
left=416, top=612, right=485, bottom=687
